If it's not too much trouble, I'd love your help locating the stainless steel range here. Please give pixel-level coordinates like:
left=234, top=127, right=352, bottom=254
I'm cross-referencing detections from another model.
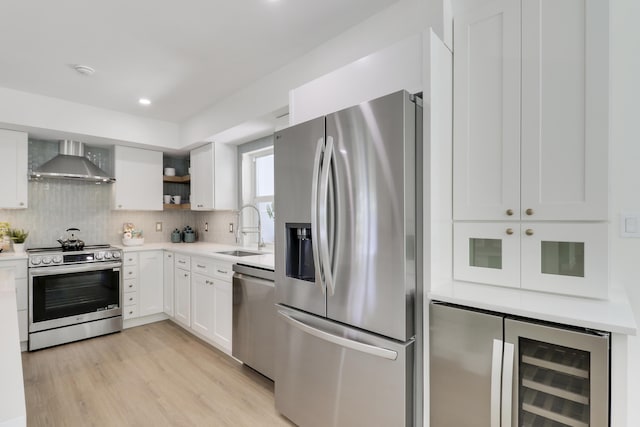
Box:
left=27, top=245, right=123, bottom=351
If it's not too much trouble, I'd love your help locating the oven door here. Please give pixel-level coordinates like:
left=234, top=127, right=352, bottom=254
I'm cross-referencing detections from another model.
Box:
left=29, top=262, right=122, bottom=332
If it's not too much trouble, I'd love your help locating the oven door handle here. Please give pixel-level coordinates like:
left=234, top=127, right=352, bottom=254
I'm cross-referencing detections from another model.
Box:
left=29, top=262, right=122, bottom=276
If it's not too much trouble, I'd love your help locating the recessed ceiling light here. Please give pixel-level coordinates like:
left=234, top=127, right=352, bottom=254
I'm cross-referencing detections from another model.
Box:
left=72, top=64, right=96, bottom=76
left=139, top=98, right=151, bottom=106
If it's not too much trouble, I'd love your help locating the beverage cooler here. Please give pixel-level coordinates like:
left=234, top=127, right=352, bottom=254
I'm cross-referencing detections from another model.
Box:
left=430, top=302, right=610, bottom=427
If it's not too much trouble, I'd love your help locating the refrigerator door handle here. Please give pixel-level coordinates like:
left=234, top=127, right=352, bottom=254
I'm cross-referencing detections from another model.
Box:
left=319, top=136, right=336, bottom=296
left=501, top=342, right=515, bottom=427
left=278, top=310, right=398, bottom=360
left=490, top=339, right=503, bottom=427
left=311, top=136, right=326, bottom=294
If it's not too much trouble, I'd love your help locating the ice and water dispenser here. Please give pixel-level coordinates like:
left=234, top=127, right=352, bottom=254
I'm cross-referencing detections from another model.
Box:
left=285, top=223, right=315, bottom=282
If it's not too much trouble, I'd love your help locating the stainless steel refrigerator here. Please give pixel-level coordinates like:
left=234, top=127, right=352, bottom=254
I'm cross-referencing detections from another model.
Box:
left=274, top=90, right=422, bottom=427
left=430, top=302, right=610, bottom=427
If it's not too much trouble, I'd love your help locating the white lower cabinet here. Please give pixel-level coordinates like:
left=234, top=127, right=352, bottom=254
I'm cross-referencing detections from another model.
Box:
left=163, top=252, right=174, bottom=317
left=174, top=254, right=191, bottom=328
left=454, top=222, right=608, bottom=298
left=191, top=272, right=214, bottom=338
left=122, top=250, right=163, bottom=320
left=0, top=259, right=28, bottom=344
left=212, top=279, right=232, bottom=351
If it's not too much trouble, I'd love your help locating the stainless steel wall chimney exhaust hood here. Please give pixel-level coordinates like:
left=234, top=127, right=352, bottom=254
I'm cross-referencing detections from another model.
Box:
left=31, top=140, right=115, bottom=183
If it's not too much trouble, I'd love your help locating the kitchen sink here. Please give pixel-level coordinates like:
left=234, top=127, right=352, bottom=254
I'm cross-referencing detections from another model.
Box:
left=215, top=250, right=263, bottom=257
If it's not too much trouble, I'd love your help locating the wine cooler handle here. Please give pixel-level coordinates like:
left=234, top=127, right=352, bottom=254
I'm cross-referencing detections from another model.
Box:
left=502, top=341, right=515, bottom=427
left=490, top=339, right=503, bottom=427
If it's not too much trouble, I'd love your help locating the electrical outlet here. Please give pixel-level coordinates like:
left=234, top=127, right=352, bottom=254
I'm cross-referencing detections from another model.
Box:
left=205, top=222, right=209, bottom=232
left=155, top=222, right=162, bottom=232
left=229, top=223, right=234, bottom=233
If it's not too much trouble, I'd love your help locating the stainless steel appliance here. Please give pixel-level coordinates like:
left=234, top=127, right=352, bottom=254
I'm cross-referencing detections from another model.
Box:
left=28, top=245, right=123, bottom=351
left=30, top=140, right=115, bottom=183
left=430, top=302, right=610, bottom=427
left=274, top=90, right=422, bottom=426
left=232, top=263, right=275, bottom=380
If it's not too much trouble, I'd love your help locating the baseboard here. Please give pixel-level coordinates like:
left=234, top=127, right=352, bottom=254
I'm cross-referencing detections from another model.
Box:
left=123, top=312, right=169, bottom=329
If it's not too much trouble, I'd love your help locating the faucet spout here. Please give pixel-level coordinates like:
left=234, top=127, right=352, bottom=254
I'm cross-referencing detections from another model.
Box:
left=237, top=204, right=265, bottom=250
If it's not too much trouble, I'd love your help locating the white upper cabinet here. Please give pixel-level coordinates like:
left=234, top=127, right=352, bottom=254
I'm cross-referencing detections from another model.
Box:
left=0, top=129, right=28, bottom=209
left=113, top=146, right=163, bottom=211
left=454, top=0, right=609, bottom=221
left=190, top=142, right=237, bottom=211
left=520, top=0, right=609, bottom=221
left=453, top=0, right=521, bottom=221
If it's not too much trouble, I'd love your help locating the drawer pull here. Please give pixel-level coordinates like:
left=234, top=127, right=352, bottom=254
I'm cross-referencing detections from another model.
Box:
left=178, top=260, right=186, bottom=264
left=217, top=269, right=228, bottom=274
left=128, top=284, right=133, bottom=288
left=197, top=264, right=206, bottom=269
left=129, top=311, right=134, bottom=315
left=128, top=271, right=133, bottom=275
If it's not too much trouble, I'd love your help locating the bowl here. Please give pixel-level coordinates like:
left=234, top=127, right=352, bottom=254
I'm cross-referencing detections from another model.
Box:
left=122, top=237, right=144, bottom=246
left=164, top=168, right=176, bottom=176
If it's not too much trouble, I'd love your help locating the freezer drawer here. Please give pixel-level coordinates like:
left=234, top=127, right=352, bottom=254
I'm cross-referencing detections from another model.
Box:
left=275, top=305, right=414, bottom=427
left=430, top=303, right=503, bottom=427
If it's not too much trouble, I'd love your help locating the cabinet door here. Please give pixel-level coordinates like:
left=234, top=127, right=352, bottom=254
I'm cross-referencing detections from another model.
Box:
left=454, top=222, right=520, bottom=288
left=453, top=0, right=521, bottom=220
left=190, top=143, right=237, bottom=211
left=521, top=0, right=609, bottom=221
left=0, top=129, right=28, bottom=209
left=520, top=223, right=608, bottom=299
left=191, top=273, right=214, bottom=340
left=114, top=146, right=163, bottom=211
left=163, top=252, right=174, bottom=316
left=174, top=268, right=191, bottom=327
left=138, top=251, right=164, bottom=317
left=190, top=144, right=213, bottom=210
left=213, top=279, right=232, bottom=352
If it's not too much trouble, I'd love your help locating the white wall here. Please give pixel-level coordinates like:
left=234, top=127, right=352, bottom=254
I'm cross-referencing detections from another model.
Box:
left=0, top=87, right=179, bottom=149
left=179, top=0, right=428, bottom=146
left=610, top=0, right=640, bottom=424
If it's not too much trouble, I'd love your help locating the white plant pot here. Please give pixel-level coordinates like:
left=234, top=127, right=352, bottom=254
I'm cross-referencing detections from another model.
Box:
left=12, top=242, right=25, bottom=254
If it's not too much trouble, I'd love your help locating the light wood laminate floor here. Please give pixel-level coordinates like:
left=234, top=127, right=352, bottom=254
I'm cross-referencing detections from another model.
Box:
left=21, top=320, right=294, bottom=427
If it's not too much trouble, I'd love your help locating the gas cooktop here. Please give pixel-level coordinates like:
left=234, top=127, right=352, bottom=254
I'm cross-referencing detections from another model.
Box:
left=27, top=244, right=122, bottom=267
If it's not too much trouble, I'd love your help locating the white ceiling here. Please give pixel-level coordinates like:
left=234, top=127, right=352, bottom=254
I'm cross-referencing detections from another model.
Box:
left=0, top=0, right=400, bottom=123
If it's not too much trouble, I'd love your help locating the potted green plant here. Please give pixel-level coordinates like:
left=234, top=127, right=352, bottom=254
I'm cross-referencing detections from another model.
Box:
left=9, top=228, right=29, bottom=253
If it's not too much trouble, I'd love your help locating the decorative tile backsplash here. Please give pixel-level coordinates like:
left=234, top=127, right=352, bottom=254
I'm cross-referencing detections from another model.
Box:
left=0, top=181, right=239, bottom=248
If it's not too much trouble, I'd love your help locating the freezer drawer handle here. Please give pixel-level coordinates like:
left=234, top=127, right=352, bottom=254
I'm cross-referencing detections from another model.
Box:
left=278, top=310, right=398, bottom=361
left=502, top=342, right=515, bottom=427
left=490, top=339, right=502, bottom=427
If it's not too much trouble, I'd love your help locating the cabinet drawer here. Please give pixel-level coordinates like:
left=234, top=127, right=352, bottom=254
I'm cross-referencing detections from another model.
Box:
left=213, top=262, right=233, bottom=281
left=192, top=257, right=215, bottom=276
left=175, top=254, right=191, bottom=270
left=123, top=265, right=137, bottom=279
left=123, top=253, right=139, bottom=266
left=123, top=305, right=138, bottom=320
left=123, top=279, right=137, bottom=293
left=123, top=292, right=137, bottom=307
left=0, top=259, right=28, bottom=279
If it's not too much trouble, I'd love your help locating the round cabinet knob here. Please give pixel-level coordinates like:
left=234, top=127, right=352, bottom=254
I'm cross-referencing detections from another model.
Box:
left=506, top=228, right=514, bottom=235
left=525, top=208, right=534, bottom=216
left=506, top=209, right=514, bottom=216
left=525, top=229, right=534, bottom=236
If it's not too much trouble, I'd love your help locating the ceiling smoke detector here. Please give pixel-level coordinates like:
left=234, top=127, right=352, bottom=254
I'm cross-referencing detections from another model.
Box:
left=72, top=64, right=96, bottom=76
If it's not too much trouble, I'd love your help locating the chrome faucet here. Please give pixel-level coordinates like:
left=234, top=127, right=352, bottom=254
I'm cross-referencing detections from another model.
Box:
left=236, top=204, right=265, bottom=250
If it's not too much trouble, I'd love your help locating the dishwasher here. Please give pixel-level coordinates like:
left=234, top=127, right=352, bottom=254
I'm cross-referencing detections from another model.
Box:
left=232, top=263, right=275, bottom=380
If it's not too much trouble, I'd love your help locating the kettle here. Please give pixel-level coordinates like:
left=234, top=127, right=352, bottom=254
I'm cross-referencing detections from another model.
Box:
left=171, top=228, right=182, bottom=243
left=57, top=227, right=85, bottom=251
left=183, top=226, right=196, bottom=243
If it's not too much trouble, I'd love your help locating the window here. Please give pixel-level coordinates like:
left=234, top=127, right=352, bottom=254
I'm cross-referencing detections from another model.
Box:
left=240, top=144, right=274, bottom=246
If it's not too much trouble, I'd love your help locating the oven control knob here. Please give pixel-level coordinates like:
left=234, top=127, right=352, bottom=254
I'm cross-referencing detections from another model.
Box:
left=104, top=252, right=113, bottom=259
left=42, top=256, right=52, bottom=265
left=95, top=252, right=104, bottom=260
left=53, top=256, right=63, bottom=264
left=111, top=251, right=121, bottom=259
left=31, top=256, right=42, bottom=266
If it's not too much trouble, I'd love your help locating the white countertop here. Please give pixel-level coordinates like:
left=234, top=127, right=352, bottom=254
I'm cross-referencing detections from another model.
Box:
left=0, top=252, right=28, bottom=261
left=115, top=242, right=275, bottom=270
left=0, top=269, right=26, bottom=427
left=429, top=281, right=637, bottom=335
